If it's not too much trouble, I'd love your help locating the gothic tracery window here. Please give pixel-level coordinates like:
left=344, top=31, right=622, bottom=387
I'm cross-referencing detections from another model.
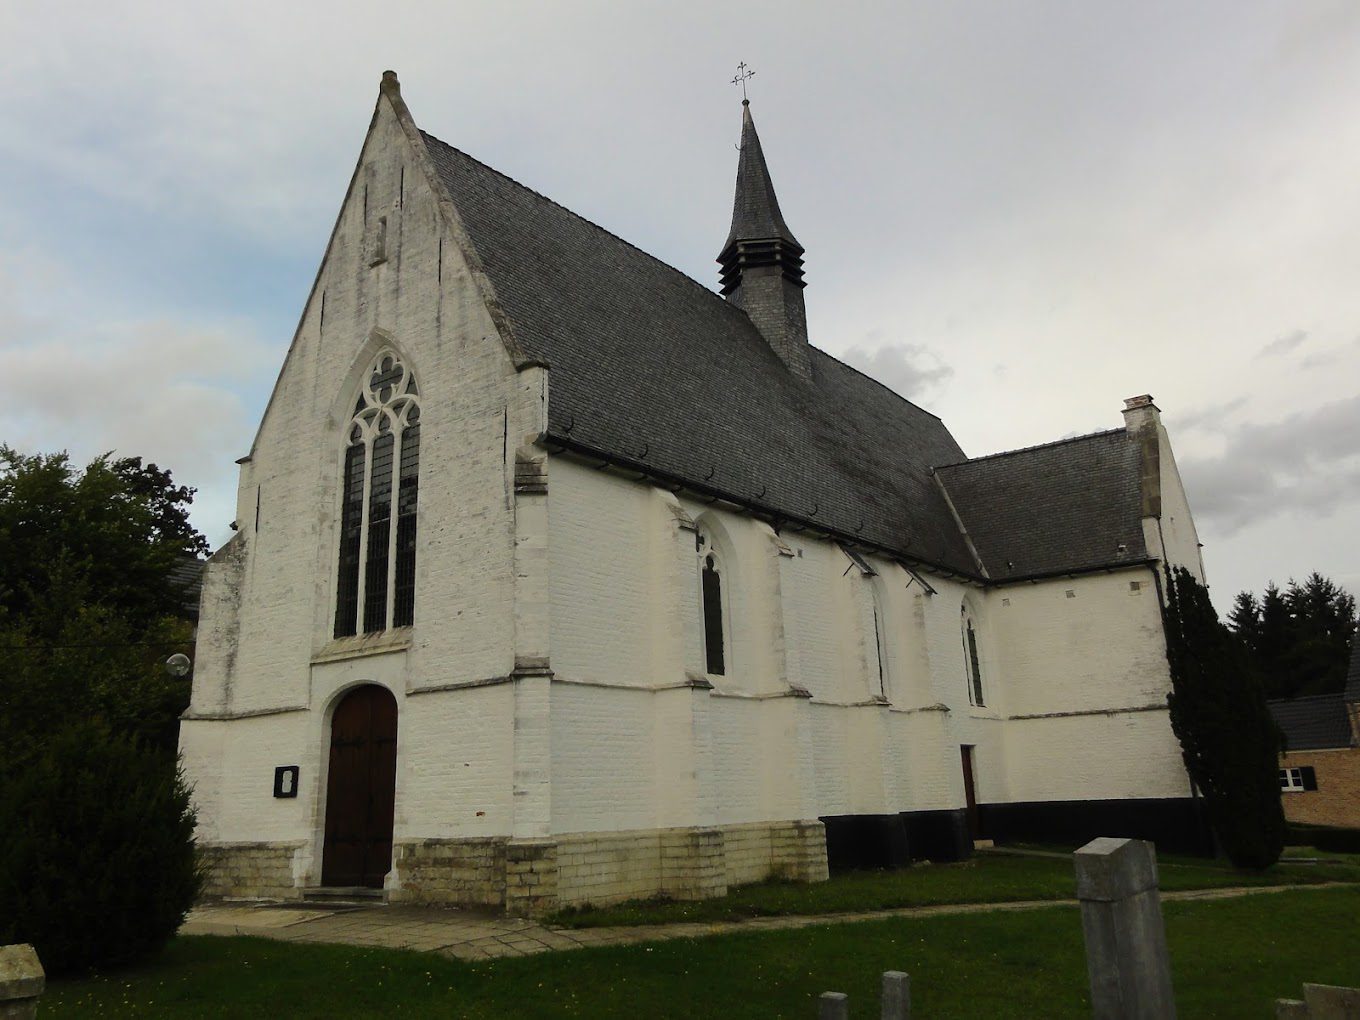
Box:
left=334, top=351, right=421, bottom=637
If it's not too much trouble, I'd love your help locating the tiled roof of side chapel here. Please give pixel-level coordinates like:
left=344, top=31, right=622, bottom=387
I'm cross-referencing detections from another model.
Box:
left=407, top=78, right=1147, bottom=582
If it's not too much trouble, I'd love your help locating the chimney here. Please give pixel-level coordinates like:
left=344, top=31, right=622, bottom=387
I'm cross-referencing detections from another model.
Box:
left=1122, top=394, right=1160, bottom=435
left=1123, top=395, right=1162, bottom=517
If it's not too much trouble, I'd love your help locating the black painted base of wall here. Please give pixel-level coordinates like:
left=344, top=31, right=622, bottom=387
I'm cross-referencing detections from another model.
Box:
left=820, top=809, right=972, bottom=872
left=820, top=798, right=1213, bottom=872
left=821, top=814, right=911, bottom=872
left=978, top=797, right=1214, bottom=857
left=902, top=809, right=972, bottom=863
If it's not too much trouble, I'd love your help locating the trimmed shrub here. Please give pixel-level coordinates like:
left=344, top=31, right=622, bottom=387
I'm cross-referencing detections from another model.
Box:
left=1163, top=566, right=1286, bottom=869
left=0, top=721, right=203, bottom=976
left=1287, top=824, right=1360, bottom=855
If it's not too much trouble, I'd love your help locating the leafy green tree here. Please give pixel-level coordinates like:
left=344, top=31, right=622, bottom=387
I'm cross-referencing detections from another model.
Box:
left=0, top=447, right=204, bottom=766
left=0, top=448, right=207, bottom=974
left=1163, top=566, right=1284, bottom=869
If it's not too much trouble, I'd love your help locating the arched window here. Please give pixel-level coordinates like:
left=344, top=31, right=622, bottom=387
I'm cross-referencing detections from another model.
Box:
left=961, top=604, right=984, bottom=707
left=697, top=527, right=727, bottom=676
left=334, top=351, right=421, bottom=637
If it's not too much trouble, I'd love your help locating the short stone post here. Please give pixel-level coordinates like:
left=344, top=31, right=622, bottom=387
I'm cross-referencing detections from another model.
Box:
left=1276, top=982, right=1360, bottom=1018
left=882, top=970, right=911, bottom=1019
left=1074, top=837, right=1176, bottom=1020
left=818, top=991, right=849, bottom=1020
left=0, top=944, right=45, bottom=1020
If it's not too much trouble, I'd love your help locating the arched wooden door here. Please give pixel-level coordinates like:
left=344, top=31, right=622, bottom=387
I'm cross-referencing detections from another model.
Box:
left=322, top=685, right=398, bottom=888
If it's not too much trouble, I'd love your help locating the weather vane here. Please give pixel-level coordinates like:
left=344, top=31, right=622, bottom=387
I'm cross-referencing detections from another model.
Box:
left=731, top=61, right=755, bottom=102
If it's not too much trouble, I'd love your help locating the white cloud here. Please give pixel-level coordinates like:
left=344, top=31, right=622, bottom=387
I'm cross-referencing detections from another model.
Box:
left=0, top=253, right=276, bottom=545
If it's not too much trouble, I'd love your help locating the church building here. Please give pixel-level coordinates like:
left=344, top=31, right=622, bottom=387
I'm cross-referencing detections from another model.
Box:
left=180, top=72, right=1209, bottom=913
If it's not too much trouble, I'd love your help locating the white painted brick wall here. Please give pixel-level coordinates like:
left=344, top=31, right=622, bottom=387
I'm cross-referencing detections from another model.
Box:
left=183, top=90, right=530, bottom=858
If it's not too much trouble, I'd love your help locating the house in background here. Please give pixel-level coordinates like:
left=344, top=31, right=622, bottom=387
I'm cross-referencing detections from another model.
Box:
left=179, top=73, right=1211, bottom=914
left=1269, top=628, right=1360, bottom=830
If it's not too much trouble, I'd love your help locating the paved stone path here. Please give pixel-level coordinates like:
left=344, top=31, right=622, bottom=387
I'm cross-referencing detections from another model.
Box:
left=179, top=882, right=1351, bottom=962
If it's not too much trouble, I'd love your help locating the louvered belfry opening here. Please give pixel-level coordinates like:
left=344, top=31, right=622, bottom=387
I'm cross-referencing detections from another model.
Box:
left=332, top=351, right=422, bottom=638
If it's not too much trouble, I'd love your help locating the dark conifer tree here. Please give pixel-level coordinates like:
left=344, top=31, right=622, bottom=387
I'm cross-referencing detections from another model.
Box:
left=1163, top=566, right=1284, bottom=869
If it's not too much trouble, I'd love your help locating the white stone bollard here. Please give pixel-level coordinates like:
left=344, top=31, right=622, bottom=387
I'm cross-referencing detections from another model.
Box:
left=0, top=944, right=45, bottom=1020
left=819, top=990, right=849, bottom=1020
left=881, top=970, right=911, bottom=1019
left=1074, top=837, right=1176, bottom=1020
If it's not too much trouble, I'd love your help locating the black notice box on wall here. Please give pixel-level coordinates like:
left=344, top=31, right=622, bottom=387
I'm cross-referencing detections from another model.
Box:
left=273, top=765, right=300, bottom=798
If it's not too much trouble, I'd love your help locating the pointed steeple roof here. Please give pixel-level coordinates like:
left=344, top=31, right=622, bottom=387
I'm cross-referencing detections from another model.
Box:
left=721, top=101, right=801, bottom=253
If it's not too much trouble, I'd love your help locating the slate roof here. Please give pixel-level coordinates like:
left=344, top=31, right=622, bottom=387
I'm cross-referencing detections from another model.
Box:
left=168, top=555, right=205, bottom=620
left=1269, top=694, right=1354, bottom=752
left=419, top=127, right=1147, bottom=581
left=933, top=431, right=1150, bottom=581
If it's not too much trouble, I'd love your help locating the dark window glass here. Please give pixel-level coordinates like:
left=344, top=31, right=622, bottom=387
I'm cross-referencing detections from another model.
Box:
left=370, top=357, right=402, bottom=403
left=333, top=440, right=366, bottom=637
left=966, top=620, right=984, bottom=706
left=702, top=554, right=725, bottom=676
left=873, top=603, right=886, bottom=697
left=393, top=422, right=420, bottom=628
left=363, top=432, right=395, bottom=633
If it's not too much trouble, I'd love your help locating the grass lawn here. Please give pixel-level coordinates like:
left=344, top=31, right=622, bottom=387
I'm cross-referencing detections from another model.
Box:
left=43, top=886, right=1360, bottom=1018
left=542, top=848, right=1360, bottom=928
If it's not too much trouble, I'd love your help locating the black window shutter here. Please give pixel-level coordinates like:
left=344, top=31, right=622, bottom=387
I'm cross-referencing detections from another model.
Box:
left=1301, top=766, right=1318, bottom=791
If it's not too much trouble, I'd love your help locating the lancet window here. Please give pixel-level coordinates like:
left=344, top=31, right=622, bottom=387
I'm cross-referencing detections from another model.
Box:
left=961, top=605, right=984, bottom=707
left=334, top=351, right=421, bottom=637
left=697, top=528, right=728, bottom=676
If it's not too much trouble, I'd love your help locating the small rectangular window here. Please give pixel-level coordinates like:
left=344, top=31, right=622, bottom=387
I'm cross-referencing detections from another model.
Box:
left=1280, top=767, right=1315, bottom=793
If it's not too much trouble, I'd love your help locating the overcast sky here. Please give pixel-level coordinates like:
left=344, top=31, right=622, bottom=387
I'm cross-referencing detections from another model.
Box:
left=2, top=1, right=1357, bottom=612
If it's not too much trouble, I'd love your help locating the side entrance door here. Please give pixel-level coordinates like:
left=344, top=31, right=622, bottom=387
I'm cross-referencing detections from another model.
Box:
left=322, top=685, right=398, bottom=888
left=960, top=745, right=980, bottom=841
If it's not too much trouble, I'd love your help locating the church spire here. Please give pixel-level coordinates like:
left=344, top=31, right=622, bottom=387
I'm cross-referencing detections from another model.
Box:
left=717, top=100, right=811, bottom=379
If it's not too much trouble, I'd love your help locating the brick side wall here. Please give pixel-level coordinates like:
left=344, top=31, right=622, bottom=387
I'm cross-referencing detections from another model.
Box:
left=1281, top=748, right=1360, bottom=829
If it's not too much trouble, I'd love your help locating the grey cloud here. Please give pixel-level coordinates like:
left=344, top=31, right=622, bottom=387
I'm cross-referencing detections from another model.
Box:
left=1257, top=329, right=1309, bottom=358
left=1301, top=350, right=1340, bottom=370
left=839, top=343, right=953, bottom=401
left=1178, top=395, right=1360, bottom=534
left=1165, top=397, right=1248, bottom=435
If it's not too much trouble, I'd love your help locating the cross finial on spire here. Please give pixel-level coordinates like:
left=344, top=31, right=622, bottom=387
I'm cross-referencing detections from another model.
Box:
left=731, top=61, right=755, bottom=103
